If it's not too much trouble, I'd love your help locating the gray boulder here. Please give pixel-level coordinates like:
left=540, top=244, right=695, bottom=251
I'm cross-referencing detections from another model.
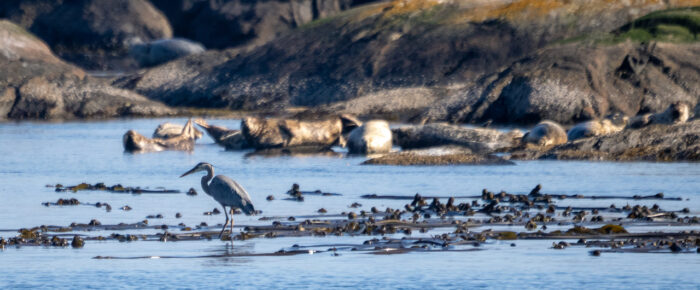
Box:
left=0, top=0, right=172, bottom=69
left=0, top=20, right=173, bottom=120
left=149, top=0, right=369, bottom=49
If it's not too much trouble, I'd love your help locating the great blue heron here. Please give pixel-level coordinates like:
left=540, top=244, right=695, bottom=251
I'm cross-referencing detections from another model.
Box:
left=180, top=162, right=255, bottom=238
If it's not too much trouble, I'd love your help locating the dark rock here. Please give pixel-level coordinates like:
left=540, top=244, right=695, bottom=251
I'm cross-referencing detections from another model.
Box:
left=149, top=0, right=364, bottom=49
left=424, top=42, right=700, bottom=125
left=116, top=1, right=692, bottom=122
left=187, top=188, right=198, bottom=195
left=0, top=0, right=173, bottom=70
left=0, top=20, right=173, bottom=121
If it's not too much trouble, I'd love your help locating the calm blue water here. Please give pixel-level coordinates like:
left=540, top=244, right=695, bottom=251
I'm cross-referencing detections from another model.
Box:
left=1, top=118, right=699, bottom=289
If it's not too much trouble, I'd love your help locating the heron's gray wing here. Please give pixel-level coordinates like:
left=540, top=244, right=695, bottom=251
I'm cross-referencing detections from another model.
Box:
left=210, top=175, right=255, bottom=215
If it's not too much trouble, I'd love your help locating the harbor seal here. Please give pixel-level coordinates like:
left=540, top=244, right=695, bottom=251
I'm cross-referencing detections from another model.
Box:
left=241, top=115, right=361, bottom=150
left=522, top=120, right=567, bottom=148
left=153, top=122, right=203, bottom=140
left=346, top=120, right=393, bottom=154
left=194, top=119, right=249, bottom=150
left=124, top=119, right=198, bottom=152
left=567, top=114, right=628, bottom=141
left=628, top=102, right=691, bottom=129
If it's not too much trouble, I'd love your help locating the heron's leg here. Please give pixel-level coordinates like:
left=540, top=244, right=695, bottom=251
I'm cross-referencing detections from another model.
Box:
left=229, top=208, right=234, bottom=235
left=220, top=206, right=229, bottom=238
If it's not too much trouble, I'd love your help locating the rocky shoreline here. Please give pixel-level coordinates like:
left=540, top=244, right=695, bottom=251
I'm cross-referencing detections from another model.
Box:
left=1, top=1, right=698, bottom=162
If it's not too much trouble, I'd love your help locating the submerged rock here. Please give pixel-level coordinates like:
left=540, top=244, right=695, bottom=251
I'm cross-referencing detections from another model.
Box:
left=362, top=146, right=514, bottom=166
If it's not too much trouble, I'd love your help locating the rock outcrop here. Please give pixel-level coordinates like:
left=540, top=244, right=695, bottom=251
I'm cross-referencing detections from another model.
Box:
left=0, top=20, right=173, bottom=120
left=149, top=0, right=373, bottom=49
left=0, top=0, right=173, bottom=69
left=422, top=41, right=700, bottom=125
left=115, top=1, right=698, bottom=124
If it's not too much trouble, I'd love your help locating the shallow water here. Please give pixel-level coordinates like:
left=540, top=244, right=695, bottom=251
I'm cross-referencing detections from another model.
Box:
left=1, top=118, right=699, bottom=289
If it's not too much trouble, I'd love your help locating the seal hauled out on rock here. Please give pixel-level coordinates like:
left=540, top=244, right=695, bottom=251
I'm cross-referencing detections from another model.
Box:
left=124, top=119, right=198, bottom=152
left=241, top=115, right=361, bottom=150
left=194, top=119, right=249, bottom=150
left=346, top=120, right=392, bottom=154
left=567, top=114, right=628, bottom=141
left=522, top=120, right=567, bottom=148
left=153, top=122, right=203, bottom=140
left=628, top=102, right=691, bottom=128
left=128, top=38, right=205, bottom=67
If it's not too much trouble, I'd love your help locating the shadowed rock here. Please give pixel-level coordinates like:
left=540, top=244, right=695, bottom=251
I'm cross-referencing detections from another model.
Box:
left=0, top=20, right=174, bottom=120
left=115, top=2, right=697, bottom=123
left=0, top=0, right=173, bottom=70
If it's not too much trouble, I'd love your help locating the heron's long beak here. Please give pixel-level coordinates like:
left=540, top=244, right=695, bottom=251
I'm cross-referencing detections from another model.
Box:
left=180, top=167, right=198, bottom=178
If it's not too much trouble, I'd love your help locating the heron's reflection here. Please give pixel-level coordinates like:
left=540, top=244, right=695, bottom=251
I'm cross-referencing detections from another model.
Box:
left=202, top=241, right=255, bottom=266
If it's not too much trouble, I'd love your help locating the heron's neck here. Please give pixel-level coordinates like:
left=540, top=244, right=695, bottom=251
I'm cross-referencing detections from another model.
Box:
left=200, top=166, right=214, bottom=195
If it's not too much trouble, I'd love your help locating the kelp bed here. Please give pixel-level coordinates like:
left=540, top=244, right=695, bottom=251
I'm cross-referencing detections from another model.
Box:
left=1, top=184, right=699, bottom=258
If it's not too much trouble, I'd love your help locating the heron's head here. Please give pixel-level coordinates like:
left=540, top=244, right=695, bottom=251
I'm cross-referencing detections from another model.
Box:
left=180, top=162, right=212, bottom=178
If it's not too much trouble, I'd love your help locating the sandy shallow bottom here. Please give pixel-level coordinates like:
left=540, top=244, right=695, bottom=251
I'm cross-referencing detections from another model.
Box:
left=1, top=118, right=699, bottom=288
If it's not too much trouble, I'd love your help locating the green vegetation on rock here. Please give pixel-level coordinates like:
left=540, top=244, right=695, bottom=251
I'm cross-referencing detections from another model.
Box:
left=559, top=7, right=700, bottom=44
left=615, top=7, right=700, bottom=42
